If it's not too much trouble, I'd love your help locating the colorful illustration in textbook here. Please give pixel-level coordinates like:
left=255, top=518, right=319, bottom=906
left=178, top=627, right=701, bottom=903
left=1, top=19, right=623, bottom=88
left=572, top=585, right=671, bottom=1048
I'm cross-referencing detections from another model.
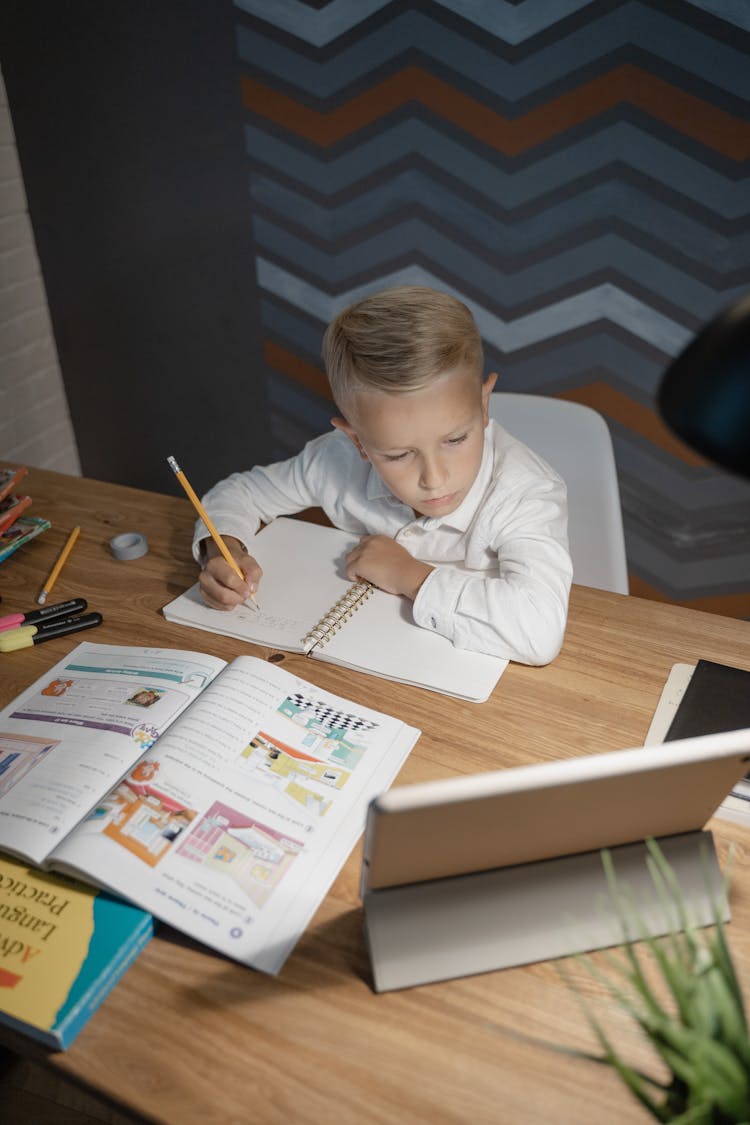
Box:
left=0, top=642, right=419, bottom=973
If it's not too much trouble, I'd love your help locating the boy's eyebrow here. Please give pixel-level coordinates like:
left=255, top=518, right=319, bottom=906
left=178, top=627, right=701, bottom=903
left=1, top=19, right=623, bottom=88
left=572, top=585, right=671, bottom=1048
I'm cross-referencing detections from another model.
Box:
left=371, top=421, right=474, bottom=454
left=439, top=416, right=476, bottom=441
left=370, top=442, right=413, bottom=454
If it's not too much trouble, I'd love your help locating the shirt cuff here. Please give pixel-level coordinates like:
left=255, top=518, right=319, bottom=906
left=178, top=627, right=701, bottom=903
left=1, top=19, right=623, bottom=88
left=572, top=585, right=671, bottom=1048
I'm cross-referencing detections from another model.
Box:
left=412, top=566, right=465, bottom=643
left=190, top=520, right=252, bottom=566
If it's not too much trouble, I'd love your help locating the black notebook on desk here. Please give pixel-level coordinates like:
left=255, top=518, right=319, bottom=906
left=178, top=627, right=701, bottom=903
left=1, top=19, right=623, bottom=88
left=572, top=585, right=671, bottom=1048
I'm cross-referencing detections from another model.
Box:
left=664, top=660, right=750, bottom=742
left=664, top=660, right=750, bottom=801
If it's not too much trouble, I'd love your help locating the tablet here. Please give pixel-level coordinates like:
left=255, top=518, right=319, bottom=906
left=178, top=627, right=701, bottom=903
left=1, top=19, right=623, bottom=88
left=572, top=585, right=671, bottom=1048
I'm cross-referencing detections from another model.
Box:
left=363, top=727, right=750, bottom=892
left=361, top=728, right=750, bottom=991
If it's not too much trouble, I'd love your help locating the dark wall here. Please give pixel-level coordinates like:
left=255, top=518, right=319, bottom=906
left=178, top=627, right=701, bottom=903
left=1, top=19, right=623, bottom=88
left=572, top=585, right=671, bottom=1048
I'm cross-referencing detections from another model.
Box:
left=4, top=1, right=750, bottom=617
left=234, top=1, right=750, bottom=618
left=2, top=0, right=271, bottom=497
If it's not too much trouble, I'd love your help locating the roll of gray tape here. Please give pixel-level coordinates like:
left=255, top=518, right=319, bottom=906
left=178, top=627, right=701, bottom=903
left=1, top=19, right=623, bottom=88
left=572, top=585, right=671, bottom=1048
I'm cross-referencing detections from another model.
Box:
left=110, top=532, right=148, bottom=560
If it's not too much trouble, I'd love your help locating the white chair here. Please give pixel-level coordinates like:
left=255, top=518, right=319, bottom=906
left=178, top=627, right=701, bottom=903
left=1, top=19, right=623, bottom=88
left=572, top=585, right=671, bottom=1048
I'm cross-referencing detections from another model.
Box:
left=489, top=392, right=629, bottom=594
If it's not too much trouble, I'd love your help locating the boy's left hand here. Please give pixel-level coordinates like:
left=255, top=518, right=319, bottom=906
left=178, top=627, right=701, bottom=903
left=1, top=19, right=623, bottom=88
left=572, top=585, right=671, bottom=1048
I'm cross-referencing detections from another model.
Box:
left=344, top=535, right=433, bottom=600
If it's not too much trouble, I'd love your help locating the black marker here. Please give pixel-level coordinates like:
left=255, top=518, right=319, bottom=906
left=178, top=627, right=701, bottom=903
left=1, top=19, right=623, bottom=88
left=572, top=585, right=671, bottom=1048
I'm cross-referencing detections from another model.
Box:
left=0, top=612, right=103, bottom=653
left=0, top=597, right=88, bottom=633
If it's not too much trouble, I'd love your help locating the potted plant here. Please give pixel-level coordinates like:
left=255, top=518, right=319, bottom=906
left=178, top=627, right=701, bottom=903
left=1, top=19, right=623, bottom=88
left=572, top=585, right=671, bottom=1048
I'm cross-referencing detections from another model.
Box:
left=561, top=839, right=750, bottom=1124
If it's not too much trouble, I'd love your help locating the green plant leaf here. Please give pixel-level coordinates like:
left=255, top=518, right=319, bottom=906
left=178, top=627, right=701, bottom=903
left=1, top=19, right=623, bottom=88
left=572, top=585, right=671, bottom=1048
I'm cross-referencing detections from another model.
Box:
left=666, top=1105, right=713, bottom=1125
left=558, top=839, right=750, bottom=1123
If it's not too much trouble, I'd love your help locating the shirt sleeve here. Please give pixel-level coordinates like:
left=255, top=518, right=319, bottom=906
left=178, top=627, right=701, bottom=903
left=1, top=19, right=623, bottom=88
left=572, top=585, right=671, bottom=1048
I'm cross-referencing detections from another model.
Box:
left=411, top=472, right=573, bottom=666
left=190, top=436, right=330, bottom=562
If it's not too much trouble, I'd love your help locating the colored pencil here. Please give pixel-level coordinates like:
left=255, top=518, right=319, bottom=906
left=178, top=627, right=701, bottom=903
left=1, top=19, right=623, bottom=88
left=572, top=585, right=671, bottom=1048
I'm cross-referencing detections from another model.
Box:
left=37, top=526, right=81, bottom=605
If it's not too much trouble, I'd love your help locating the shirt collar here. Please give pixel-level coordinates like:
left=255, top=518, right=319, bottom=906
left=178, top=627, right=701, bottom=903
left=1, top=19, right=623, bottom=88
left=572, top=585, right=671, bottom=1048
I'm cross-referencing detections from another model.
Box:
left=365, top=464, right=399, bottom=503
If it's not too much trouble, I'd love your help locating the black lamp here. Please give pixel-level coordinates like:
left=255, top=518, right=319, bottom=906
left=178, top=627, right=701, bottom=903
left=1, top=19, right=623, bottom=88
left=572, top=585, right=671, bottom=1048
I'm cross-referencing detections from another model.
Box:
left=658, top=292, right=750, bottom=479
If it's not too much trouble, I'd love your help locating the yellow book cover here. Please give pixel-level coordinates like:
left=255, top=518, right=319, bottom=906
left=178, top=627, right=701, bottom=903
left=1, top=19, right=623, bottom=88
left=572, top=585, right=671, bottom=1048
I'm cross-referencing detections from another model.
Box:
left=0, top=854, right=152, bottom=1049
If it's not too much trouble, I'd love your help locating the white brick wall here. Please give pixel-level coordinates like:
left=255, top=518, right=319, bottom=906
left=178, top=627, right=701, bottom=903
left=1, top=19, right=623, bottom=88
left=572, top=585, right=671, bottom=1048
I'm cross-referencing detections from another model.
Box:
left=0, top=68, right=80, bottom=474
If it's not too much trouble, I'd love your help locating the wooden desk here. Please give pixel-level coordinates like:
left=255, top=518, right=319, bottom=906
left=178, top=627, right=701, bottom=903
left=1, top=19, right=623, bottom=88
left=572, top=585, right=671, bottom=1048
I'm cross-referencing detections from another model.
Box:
left=2, top=463, right=750, bottom=1125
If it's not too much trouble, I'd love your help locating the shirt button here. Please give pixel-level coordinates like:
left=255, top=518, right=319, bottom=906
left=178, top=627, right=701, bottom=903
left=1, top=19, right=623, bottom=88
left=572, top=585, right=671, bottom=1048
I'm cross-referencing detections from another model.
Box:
left=401, top=529, right=411, bottom=538
left=430, top=617, right=437, bottom=629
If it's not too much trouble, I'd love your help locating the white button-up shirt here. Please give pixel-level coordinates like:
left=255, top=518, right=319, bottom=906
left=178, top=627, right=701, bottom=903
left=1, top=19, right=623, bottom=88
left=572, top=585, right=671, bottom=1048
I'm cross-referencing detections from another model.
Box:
left=193, top=420, right=573, bottom=665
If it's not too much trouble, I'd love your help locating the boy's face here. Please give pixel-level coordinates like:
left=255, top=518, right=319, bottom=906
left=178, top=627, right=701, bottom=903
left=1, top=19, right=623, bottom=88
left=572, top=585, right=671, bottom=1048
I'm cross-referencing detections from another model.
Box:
left=332, top=367, right=497, bottom=518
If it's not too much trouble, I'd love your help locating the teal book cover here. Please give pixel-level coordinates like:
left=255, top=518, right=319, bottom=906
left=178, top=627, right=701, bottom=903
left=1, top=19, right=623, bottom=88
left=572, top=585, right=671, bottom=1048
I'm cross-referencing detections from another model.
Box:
left=0, top=516, right=51, bottom=564
left=0, top=854, right=153, bottom=1049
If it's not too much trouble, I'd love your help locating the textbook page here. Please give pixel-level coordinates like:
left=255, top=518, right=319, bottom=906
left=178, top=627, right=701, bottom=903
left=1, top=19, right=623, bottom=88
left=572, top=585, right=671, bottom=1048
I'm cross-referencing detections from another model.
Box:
left=0, top=643, right=227, bottom=867
left=50, top=655, right=420, bottom=974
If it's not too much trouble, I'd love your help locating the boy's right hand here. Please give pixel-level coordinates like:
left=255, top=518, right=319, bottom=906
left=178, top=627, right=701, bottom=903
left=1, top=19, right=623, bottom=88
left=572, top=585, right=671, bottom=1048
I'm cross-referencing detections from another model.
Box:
left=198, top=536, right=262, bottom=611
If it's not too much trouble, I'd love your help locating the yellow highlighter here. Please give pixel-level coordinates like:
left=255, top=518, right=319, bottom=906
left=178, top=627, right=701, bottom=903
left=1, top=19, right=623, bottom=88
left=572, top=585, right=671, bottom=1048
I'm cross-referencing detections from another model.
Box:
left=0, top=612, right=103, bottom=652
left=167, top=456, right=258, bottom=610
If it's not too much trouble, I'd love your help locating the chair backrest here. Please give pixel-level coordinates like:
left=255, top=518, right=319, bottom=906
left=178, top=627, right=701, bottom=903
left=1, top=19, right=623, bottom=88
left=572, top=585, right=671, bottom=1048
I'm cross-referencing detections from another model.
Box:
left=489, top=392, right=629, bottom=594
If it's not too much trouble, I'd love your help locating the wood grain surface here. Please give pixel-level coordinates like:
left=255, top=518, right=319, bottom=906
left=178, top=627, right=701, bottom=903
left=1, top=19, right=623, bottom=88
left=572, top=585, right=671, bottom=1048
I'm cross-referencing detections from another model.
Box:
left=1, top=462, right=749, bottom=1125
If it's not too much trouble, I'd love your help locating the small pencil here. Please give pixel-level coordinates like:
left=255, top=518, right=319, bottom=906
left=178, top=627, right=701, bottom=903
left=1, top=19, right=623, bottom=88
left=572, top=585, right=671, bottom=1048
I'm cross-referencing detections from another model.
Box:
left=167, top=456, right=258, bottom=610
left=37, top=526, right=81, bottom=605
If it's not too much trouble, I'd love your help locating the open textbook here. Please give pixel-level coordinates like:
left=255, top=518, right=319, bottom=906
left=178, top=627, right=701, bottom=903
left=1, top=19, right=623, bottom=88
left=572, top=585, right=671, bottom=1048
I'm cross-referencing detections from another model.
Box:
left=0, top=641, right=419, bottom=974
left=162, top=517, right=507, bottom=703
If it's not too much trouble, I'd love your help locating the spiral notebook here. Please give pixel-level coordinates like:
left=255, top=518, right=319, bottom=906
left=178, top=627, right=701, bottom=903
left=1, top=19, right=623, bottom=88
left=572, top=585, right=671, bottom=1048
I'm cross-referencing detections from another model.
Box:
left=162, top=517, right=507, bottom=703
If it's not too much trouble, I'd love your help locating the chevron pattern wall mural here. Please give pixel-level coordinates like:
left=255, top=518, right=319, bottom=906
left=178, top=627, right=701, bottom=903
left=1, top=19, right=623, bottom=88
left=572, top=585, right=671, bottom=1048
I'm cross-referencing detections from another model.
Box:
left=234, top=0, right=750, bottom=618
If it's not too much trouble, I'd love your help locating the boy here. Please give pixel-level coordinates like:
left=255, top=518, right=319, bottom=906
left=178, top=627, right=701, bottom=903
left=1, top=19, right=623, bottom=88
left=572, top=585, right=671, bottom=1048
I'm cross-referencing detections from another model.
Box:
left=193, top=287, right=572, bottom=665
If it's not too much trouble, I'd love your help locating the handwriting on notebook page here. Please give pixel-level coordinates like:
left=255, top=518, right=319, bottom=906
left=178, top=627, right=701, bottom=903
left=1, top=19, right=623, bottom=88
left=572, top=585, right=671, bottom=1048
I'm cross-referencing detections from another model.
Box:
left=234, top=608, right=304, bottom=634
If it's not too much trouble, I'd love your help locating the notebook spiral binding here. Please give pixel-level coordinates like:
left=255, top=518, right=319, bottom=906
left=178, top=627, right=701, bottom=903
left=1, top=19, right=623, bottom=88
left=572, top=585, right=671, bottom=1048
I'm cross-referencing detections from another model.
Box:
left=302, top=581, right=374, bottom=653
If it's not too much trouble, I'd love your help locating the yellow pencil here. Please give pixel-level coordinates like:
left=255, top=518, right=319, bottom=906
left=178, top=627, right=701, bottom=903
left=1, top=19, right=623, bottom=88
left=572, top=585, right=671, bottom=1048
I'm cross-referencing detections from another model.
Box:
left=37, top=526, right=81, bottom=605
left=167, top=456, right=258, bottom=610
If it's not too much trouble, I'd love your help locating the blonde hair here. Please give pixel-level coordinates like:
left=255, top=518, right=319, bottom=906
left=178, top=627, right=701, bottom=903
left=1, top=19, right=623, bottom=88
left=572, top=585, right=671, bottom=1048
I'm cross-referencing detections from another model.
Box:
left=322, top=286, right=483, bottom=414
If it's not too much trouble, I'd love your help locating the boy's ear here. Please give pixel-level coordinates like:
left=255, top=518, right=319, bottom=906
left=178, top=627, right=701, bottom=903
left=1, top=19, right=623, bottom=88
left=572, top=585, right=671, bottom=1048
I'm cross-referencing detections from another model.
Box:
left=331, top=416, right=370, bottom=461
left=481, top=372, right=498, bottom=424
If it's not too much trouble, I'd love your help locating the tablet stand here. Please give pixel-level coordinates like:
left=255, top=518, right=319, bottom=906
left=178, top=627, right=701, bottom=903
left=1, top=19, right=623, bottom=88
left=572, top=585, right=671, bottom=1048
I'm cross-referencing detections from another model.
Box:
left=363, top=830, right=725, bottom=993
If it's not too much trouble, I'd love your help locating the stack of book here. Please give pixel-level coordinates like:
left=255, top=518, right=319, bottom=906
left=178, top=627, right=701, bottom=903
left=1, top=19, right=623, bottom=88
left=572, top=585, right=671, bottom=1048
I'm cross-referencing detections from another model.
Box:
left=0, top=465, right=51, bottom=564
left=0, top=852, right=153, bottom=1049
left=0, top=465, right=50, bottom=567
